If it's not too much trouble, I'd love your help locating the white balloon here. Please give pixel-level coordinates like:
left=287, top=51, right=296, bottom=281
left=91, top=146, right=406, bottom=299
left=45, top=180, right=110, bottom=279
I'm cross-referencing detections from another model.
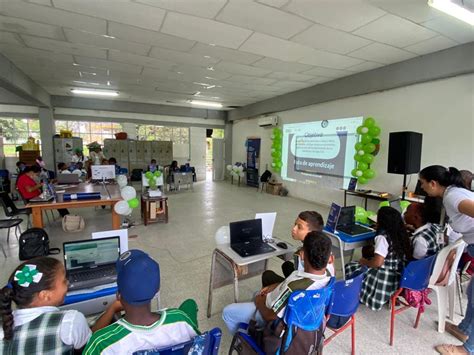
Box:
left=117, top=175, right=127, bottom=186
left=356, top=170, right=363, bottom=177
left=215, top=226, right=230, bottom=245
left=361, top=127, right=369, bottom=134
left=121, top=186, right=136, bottom=200
left=114, top=200, right=130, bottom=216
left=358, top=150, right=365, bottom=156
left=226, top=165, right=232, bottom=171
left=239, top=172, right=245, bottom=178
left=238, top=166, right=244, bottom=173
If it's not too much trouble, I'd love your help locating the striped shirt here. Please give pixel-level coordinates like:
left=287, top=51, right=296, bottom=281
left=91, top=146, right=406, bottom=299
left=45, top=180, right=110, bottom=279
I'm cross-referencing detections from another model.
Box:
left=83, top=309, right=198, bottom=355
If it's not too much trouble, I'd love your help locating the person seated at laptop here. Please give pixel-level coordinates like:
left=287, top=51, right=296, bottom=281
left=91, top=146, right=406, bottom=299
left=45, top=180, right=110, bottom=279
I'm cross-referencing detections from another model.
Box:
left=0, top=257, right=122, bottom=354
left=84, top=250, right=200, bottom=355
left=262, top=211, right=334, bottom=287
left=345, top=207, right=412, bottom=311
left=108, top=157, right=122, bottom=175
left=72, top=162, right=88, bottom=179
left=222, top=231, right=334, bottom=335
left=148, top=159, right=157, bottom=173
left=404, top=202, right=441, bottom=260
left=17, top=166, right=69, bottom=217
left=57, top=162, right=71, bottom=174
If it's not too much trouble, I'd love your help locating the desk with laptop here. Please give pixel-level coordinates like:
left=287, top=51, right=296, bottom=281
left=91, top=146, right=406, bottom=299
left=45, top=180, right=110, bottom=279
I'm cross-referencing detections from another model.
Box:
left=207, top=214, right=296, bottom=317
left=324, top=203, right=376, bottom=279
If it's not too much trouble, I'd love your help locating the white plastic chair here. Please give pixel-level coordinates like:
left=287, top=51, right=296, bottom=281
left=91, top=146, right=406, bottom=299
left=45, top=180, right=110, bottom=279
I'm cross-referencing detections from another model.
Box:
left=428, top=239, right=466, bottom=332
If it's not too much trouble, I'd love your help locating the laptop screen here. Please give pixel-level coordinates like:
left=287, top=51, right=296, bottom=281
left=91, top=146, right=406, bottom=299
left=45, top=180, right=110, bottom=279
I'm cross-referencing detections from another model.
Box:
left=63, top=237, right=120, bottom=272
left=337, top=206, right=355, bottom=228
left=230, top=219, right=262, bottom=245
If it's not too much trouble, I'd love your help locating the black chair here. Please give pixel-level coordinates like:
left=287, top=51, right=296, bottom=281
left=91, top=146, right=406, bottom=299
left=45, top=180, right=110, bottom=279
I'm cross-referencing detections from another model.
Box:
left=0, top=192, right=31, bottom=232
left=0, top=218, right=23, bottom=257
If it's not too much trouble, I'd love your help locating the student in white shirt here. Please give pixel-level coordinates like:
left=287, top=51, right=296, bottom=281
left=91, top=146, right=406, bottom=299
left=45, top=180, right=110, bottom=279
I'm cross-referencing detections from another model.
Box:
left=222, top=231, right=334, bottom=334
left=57, top=162, right=71, bottom=174
left=419, top=166, right=474, bottom=355
left=0, top=257, right=121, bottom=354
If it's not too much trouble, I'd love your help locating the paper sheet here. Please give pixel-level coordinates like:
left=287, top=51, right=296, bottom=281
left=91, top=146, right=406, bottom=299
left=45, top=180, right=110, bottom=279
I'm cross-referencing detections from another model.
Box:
left=255, top=212, right=277, bottom=238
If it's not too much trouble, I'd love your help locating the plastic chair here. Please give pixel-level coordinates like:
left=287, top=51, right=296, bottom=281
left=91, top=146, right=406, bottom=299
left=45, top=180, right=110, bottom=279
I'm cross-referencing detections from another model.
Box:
left=324, top=272, right=365, bottom=355
left=429, top=239, right=466, bottom=332
left=389, top=254, right=437, bottom=345
left=229, top=278, right=335, bottom=355
left=456, top=260, right=471, bottom=317
left=132, top=327, right=222, bottom=355
left=0, top=218, right=23, bottom=257
left=0, top=192, right=31, bottom=233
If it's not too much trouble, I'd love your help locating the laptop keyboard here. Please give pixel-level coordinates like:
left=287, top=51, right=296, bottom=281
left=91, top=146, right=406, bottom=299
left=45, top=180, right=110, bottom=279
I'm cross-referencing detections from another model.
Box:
left=232, top=243, right=276, bottom=257
left=337, top=225, right=372, bottom=235
left=70, top=266, right=116, bottom=283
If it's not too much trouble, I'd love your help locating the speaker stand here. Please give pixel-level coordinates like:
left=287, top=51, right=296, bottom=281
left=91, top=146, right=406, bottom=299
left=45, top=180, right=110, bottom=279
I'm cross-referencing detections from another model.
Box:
left=402, top=173, right=407, bottom=200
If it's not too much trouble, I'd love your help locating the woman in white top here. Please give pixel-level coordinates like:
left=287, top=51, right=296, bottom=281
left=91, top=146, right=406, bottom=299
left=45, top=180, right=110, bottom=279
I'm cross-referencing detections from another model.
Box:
left=0, top=257, right=122, bottom=354
left=419, top=166, right=474, bottom=355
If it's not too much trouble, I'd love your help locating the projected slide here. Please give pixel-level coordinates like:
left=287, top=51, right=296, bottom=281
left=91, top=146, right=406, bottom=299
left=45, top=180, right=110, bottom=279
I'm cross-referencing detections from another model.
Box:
left=281, top=117, right=363, bottom=188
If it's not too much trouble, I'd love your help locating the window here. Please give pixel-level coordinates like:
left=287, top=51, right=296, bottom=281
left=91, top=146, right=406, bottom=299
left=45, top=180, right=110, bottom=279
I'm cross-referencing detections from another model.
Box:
left=137, top=125, right=189, bottom=144
left=0, top=118, right=41, bottom=157
left=55, top=120, right=123, bottom=155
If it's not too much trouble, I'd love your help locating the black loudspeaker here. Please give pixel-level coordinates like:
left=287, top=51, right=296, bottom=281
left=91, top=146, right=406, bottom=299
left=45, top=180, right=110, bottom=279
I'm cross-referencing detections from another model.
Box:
left=206, top=129, right=213, bottom=138
left=387, top=131, right=423, bottom=175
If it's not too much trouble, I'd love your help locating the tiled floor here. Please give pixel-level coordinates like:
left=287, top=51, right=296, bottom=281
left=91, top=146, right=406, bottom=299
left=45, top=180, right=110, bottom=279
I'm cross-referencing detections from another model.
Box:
left=0, top=179, right=467, bottom=354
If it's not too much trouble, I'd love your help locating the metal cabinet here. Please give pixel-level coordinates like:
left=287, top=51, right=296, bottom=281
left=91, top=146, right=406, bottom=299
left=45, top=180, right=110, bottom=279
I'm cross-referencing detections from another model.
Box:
left=53, top=137, right=83, bottom=168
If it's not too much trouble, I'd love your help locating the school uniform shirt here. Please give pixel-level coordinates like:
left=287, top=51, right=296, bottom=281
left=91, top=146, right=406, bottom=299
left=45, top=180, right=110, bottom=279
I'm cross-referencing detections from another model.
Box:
left=0, top=306, right=91, bottom=349
left=411, top=223, right=440, bottom=259
left=265, top=270, right=331, bottom=318
left=444, top=186, right=474, bottom=244
left=59, top=170, right=71, bottom=174
left=16, top=174, right=40, bottom=200
left=83, top=308, right=198, bottom=355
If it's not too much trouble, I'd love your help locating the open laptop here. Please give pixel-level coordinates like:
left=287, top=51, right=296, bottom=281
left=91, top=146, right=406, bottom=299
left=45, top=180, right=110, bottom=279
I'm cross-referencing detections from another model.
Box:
left=230, top=219, right=276, bottom=258
left=57, top=173, right=79, bottom=184
left=63, top=236, right=120, bottom=290
left=29, top=183, right=56, bottom=203
left=335, top=206, right=374, bottom=236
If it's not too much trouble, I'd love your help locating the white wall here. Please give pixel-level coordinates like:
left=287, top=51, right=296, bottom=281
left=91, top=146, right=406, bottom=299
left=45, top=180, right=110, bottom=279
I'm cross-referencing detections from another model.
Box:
left=232, top=74, right=474, bottom=208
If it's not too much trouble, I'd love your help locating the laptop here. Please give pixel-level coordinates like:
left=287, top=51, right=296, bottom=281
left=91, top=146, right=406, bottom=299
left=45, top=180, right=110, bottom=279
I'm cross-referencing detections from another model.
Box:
left=63, top=236, right=121, bottom=290
left=29, top=183, right=56, bottom=203
left=230, top=219, right=276, bottom=258
left=335, top=206, right=374, bottom=236
left=57, top=173, right=79, bottom=184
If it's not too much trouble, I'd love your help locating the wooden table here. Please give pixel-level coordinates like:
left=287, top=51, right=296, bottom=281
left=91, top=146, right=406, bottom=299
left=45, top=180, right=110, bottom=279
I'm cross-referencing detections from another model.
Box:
left=343, top=189, right=394, bottom=209
left=140, top=193, right=169, bottom=225
left=27, top=183, right=123, bottom=229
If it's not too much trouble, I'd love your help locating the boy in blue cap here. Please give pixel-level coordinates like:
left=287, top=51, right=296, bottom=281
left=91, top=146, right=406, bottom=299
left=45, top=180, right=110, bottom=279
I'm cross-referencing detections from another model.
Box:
left=84, top=250, right=199, bottom=355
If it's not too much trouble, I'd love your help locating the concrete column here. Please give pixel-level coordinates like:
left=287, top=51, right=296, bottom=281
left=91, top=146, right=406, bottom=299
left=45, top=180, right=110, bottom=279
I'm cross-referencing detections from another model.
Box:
left=38, top=107, right=55, bottom=168
left=224, top=121, right=233, bottom=167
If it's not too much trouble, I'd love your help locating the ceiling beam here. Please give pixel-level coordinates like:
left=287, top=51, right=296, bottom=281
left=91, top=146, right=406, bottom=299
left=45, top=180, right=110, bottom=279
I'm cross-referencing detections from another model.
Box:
left=51, top=96, right=227, bottom=120
left=228, top=42, right=474, bottom=121
left=0, top=53, right=51, bottom=107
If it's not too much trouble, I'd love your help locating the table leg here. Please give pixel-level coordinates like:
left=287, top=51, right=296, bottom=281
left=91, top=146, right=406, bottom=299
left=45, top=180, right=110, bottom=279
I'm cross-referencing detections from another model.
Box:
left=31, top=208, right=44, bottom=228
left=233, top=264, right=239, bottom=303
left=339, top=239, right=346, bottom=279
left=364, top=198, right=368, bottom=210
left=207, top=250, right=217, bottom=318
left=344, top=190, right=347, bottom=207
left=111, top=205, right=121, bottom=229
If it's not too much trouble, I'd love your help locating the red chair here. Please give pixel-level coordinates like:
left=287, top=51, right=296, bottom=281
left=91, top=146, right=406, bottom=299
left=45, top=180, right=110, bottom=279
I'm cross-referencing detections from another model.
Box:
left=389, top=254, right=437, bottom=346
left=324, top=272, right=364, bottom=355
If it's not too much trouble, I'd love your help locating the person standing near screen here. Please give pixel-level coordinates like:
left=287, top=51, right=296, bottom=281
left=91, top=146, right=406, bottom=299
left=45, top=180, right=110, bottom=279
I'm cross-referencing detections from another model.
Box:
left=418, top=166, right=474, bottom=355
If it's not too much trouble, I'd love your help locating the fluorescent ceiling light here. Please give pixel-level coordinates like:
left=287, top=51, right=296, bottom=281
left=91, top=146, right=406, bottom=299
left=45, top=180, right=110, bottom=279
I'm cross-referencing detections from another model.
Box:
left=428, top=0, right=474, bottom=25
left=189, top=100, right=223, bottom=108
left=71, top=88, right=119, bottom=97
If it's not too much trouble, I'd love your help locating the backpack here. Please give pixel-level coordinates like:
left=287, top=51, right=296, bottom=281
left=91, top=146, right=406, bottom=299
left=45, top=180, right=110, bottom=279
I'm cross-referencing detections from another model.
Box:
left=19, top=228, right=60, bottom=261
left=260, top=170, right=272, bottom=183
left=131, top=169, right=143, bottom=181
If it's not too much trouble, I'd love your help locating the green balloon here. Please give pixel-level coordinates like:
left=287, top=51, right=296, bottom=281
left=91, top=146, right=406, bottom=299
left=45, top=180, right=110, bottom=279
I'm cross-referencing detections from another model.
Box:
left=351, top=169, right=358, bottom=177
left=272, top=142, right=281, bottom=150
left=371, top=138, right=380, bottom=144
left=154, top=170, right=161, bottom=177
left=128, top=198, right=139, bottom=209
left=369, top=126, right=381, bottom=137
left=271, top=162, right=276, bottom=167
left=272, top=127, right=279, bottom=135
left=354, top=154, right=362, bottom=162
left=361, top=134, right=372, bottom=144
left=400, top=200, right=411, bottom=211
left=363, top=168, right=375, bottom=179
left=145, top=171, right=153, bottom=179
left=358, top=176, right=368, bottom=184
left=271, top=151, right=277, bottom=158
left=354, top=142, right=364, bottom=151
left=367, top=210, right=376, bottom=218
left=356, top=126, right=365, bottom=135
left=276, top=161, right=282, bottom=168
left=364, top=117, right=376, bottom=127
left=379, top=201, right=390, bottom=208
left=358, top=162, right=368, bottom=171
left=364, top=143, right=376, bottom=153
left=355, top=206, right=368, bottom=224
left=271, top=134, right=275, bottom=140
left=362, top=154, right=374, bottom=164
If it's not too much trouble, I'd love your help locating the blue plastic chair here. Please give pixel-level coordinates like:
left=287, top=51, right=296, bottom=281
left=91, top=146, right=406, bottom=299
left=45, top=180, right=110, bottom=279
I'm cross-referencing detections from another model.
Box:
left=132, top=327, right=221, bottom=355
left=119, top=168, right=129, bottom=175
left=324, top=272, right=365, bottom=355
left=389, top=254, right=437, bottom=346
left=230, top=278, right=335, bottom=355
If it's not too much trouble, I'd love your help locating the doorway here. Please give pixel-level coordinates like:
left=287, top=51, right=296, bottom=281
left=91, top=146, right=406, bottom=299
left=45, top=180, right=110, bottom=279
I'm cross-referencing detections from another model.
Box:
left=206, top=129, right=224, bottom=181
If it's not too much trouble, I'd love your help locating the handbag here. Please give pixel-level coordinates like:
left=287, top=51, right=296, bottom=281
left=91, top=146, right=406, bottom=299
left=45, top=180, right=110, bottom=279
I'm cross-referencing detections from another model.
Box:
left=62, top=214, right=85, bottom=232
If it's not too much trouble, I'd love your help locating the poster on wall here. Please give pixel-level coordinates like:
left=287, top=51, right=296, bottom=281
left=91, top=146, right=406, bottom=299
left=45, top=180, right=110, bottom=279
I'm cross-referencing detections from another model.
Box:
left=247, top=138, right=260, bottom=187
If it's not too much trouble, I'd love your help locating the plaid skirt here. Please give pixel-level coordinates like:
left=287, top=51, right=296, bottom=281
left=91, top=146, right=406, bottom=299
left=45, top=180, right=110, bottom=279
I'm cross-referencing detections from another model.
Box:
left=345, top=255, right=403, bottom=311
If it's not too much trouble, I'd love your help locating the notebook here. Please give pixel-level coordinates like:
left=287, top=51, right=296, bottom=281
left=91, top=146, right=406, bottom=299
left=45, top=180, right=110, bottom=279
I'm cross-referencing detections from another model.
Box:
left=230, top=219, right=275, bottom=258
left=63, top=237, right=120, bottom=290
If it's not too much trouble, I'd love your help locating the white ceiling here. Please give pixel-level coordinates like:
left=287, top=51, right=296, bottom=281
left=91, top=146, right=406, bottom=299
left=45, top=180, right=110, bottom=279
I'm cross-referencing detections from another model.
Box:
left=0, top=0, right=472, bottom=110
